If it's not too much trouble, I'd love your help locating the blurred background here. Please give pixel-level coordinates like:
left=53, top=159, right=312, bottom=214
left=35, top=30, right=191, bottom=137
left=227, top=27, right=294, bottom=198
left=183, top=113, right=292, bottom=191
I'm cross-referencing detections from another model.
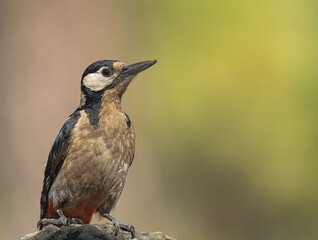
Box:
left=1, top=0, right=318, bottom=239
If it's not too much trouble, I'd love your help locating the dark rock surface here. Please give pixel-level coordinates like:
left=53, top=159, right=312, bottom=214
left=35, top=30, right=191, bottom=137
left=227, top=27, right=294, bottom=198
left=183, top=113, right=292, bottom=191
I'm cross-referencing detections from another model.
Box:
left=20, top=223, right=176, bottom=240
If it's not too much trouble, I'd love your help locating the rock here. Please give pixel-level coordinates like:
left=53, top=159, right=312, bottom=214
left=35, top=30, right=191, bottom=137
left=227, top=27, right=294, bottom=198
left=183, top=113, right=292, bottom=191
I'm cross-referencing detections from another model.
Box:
left=20, top=223, right=176, bottom=240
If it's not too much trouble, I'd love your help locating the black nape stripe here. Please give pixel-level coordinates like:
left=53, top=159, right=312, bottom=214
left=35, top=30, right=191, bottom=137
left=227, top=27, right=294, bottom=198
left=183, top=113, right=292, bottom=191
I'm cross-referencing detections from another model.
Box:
left=124, top=112, right=131, bottom=128
left=80, top=81, right=124, bottom=127
left=80, top=86, right=103, bottom=126
left=84, top=107, right=100, bottom=126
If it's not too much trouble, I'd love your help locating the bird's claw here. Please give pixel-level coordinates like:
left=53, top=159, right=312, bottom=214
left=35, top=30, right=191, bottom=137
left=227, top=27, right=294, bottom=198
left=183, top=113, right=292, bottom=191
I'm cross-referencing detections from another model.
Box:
left=103, top=213, right=135, bottom=238
left=120, top=224, right=135, bottom=238
left=37, top=209, right=83, bottom=229
left=112, top=219, right=135, bottom=238
left=69, top=218, right=84, bottom=225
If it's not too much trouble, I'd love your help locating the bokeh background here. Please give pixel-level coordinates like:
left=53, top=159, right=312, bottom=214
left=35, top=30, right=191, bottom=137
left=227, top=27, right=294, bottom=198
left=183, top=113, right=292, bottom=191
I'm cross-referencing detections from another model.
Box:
left=1, top=0, right=318, bottom=239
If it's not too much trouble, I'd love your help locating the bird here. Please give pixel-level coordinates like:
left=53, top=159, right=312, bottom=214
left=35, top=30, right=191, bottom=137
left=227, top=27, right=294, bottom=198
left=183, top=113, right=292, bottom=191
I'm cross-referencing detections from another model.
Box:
left=37, top=59, right=157, bottom=238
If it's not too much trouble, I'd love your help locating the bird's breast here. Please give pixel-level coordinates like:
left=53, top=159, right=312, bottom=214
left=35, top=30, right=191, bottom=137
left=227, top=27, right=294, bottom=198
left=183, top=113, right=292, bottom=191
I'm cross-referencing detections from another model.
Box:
left=49, top=108, right=135, bottom=205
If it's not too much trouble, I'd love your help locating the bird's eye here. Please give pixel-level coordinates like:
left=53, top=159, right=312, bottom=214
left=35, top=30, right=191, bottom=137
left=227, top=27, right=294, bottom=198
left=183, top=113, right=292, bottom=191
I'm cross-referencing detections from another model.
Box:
left=101, top=68, right=111, bottom=77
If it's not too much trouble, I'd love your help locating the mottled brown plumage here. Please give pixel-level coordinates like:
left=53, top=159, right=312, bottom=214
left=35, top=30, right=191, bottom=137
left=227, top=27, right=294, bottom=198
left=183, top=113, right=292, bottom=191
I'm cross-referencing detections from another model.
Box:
left=38, top=59, right=157, bottom=237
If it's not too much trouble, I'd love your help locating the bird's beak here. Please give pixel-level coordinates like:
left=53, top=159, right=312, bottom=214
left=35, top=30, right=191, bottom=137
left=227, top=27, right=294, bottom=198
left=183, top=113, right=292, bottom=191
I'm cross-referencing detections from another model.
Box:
left=120, top=60, right=157, bottom=77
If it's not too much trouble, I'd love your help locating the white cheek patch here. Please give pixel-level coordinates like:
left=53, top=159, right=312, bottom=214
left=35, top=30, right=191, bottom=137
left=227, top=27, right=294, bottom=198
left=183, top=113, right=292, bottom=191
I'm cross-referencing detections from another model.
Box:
left=82, top=73, right=115, bottom=91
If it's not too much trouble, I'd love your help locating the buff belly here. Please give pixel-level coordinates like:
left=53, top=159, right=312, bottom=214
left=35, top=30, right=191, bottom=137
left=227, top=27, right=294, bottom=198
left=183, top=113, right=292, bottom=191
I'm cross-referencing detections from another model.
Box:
left=46, top=134, right=131, bottom=222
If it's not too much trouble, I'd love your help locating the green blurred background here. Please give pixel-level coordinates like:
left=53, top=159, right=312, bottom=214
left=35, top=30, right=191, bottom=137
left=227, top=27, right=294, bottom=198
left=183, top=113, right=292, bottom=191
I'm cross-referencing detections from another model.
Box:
left=1, top=0, right=318, bottom=239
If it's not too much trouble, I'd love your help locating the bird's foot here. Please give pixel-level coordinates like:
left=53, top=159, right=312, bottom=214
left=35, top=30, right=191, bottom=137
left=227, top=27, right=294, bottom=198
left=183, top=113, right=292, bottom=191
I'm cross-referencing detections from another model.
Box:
left=103, top=213, right=135, bottom=238
left=37, top=209, right=83, bottom=229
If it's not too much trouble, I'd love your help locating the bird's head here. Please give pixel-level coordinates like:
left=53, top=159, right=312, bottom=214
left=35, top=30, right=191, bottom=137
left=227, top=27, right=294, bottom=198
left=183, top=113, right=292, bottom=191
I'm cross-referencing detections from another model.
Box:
left=80, top=59, right=157, bottom=107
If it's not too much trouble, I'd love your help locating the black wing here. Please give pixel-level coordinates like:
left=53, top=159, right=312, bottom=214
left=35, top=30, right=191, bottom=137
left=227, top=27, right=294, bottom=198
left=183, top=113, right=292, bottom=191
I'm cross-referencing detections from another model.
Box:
left=40, top=110, right=80, bottom=219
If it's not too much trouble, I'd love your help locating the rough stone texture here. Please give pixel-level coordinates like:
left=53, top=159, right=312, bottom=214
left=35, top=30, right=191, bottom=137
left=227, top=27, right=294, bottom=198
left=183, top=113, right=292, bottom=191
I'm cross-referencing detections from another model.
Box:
left=20, top=223, right=176, bottom=240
